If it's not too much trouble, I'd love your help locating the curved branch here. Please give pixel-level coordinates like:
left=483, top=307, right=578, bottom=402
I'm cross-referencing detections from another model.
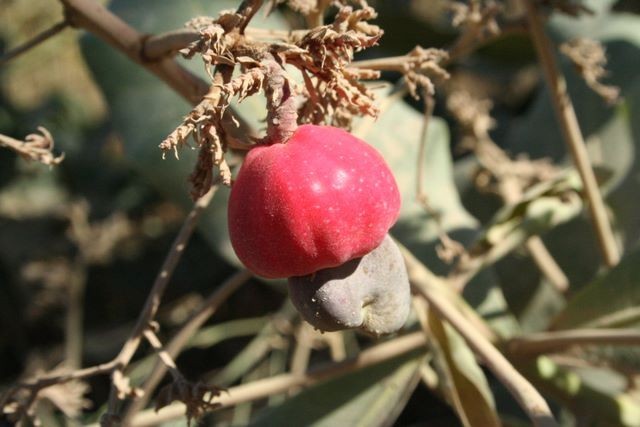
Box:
left=507, top=329, right=640, bottom=357
left=142, top=29, right=201, bottom=61
left=125, top=332, right=427, bottom=427
left=402, top=245, right=558, bottom=427
left=521, top=0, right=620, bottom=267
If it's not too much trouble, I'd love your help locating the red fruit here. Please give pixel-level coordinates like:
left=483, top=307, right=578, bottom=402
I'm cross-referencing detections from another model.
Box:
left=227, top=124, right=400, bottom=279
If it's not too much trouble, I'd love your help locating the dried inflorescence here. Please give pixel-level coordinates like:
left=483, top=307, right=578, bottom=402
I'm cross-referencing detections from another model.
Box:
left=180, top=13, right=245, bottom=78
left=447, top=91, right=558, bottom=201
left=402, top=46, right=450, bottom=99
left=560, top=38, right=620, bottom=105
left=446, top=90, right=495, bottom=145
left=447, top=90, right=558, bottom=195
left=290, top=5, right=382, bottom=126
left=449, top=0, right=500, bottom=39
left=161, top=1, right=386, bottom=198
left=0, top=127, right=64, bottom=166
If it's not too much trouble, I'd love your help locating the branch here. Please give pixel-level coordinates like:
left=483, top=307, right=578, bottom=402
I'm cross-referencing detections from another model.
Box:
left=0, top=20, right=69, bottom=66
left=499, top=176, right=569, bottom=292
left=507, top=329, right=640, bottom=357
left=448, top=171, right=583, bottom=290
left=59, top=0, right=208, bottom=104
left=521, top=0, right=620, bottom=268
left=402, top=245, right=558, bottom=427
left=125, top=332, right=427, bottom=427
left=120, top=270, right=252, bottom=423
left=142, top=329, right=184, bottom=383
left=102, top=185, right=219, bottom=419
left=142, top=29, right=201, bottom=61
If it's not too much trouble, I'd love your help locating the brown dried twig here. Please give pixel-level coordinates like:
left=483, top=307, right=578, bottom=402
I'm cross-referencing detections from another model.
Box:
left=121, top=270, right=252, bottom=423
left=143, top=327, right=224, bottom=423
left=447, top=0, right=501, bottom=61
left=522, top=0, right=620, bottom=268
left=507, top=329, right=640, bottom=357
left=287, top=3, right=384, bottom=127
left=60, top=0, right=209, bottom=104
left=0, top=128, right=64, bottom=166
left=402, top=246, right=558, bottom=427
left=100, top=184, right=221, bottom=423
left=0, top=20, right=69, bottom=66
left=126, top=332, right=428, bottom=426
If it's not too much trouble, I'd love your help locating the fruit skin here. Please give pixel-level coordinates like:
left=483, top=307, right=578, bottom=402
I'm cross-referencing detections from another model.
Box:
left=228, top=124, right=401, bottom=279
left=288, top=234, right=411, bottom=335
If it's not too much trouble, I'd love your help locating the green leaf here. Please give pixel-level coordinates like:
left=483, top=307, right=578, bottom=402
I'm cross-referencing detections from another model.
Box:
left=551, top=246, right=640, bottom=330
left=428, top=311, right=500, bottom=427
left=249, top=349, right=424, bottom=427
left=470, top=171, right=583, bottom=264
left=524, top=356, right=640, bottom=427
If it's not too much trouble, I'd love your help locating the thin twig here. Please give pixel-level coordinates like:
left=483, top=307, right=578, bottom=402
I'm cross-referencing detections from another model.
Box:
left=414, top=91, right=466, bottom=264
left=126, top=332, right=427, bottom=427
left=0, top=20, right=69, bottom=66
left=416, top=92, right=435, bottom=206
left=65, top=261, right=88, bottom=369
left=142, top=29, right=201, bottom=61
left=350, top=21, right=526, bottom=73
left=142, top=329, right=183, bottom=382
left=499, top=177, right=569, bottom=292
left=58, top=0, right=255, bottom=146
left=322, top=332, right=347, bottom=362
left=448, top=171, right=583, bottom=290
left=102, top=185, right=219, bottom=418
left=120, top=270, right=252, bottom=423
left=289, top=322, right=315, bottom=395
left=401, top=245, right=558, bottom=427
left=507, top=329, right=640, bottom=357
left=525, top=237, right=569, bottom=292
left=521, top=0, right=620, bottom=267
left=59, top=0, right=208, bottom=104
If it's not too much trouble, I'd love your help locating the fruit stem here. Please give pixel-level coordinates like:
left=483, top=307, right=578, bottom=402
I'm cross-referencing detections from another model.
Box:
left=261, top=54, right=298, bottom=145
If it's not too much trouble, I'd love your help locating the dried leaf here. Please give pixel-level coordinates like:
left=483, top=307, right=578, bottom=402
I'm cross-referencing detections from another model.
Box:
left=38, top=380, right=91, bottom=418
left=155, top=380, right=224, bottom=425
left=560, top=38, right=620, bottom=105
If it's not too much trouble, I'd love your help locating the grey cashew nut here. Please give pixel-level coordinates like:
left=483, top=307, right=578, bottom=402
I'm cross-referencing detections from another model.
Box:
left=287, top=234, right=411, bottom=336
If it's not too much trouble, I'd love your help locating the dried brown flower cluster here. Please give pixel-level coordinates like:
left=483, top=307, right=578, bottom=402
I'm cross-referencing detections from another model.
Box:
left=560, top=38, right=620, bottom=104
left=160, top=1, right=384, bottom=198
left=289, top=5, right=382, bottom=126
left=446, top=91, right=557, bottom=195
left=0, top=127, right=64, bottom=166
left=402, top=46, right=450, bottom=98
left=449, top=0, right=500, bottom=39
